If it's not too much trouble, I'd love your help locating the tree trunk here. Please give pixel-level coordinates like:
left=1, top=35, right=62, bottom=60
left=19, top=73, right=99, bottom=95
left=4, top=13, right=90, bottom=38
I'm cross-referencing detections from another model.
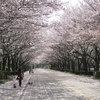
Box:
left=2, top=57, right=6, bottom=71
left=94, top=46, right=99, bottom=71
left=67, top=58, right=70, bottom=71
left=71, top=60, right=75, bottom=73
left=78, top=58, right=81, bottom=71
left=82, top=53, right=88, bottom=74
left=7, top=55, right=10, bottom=71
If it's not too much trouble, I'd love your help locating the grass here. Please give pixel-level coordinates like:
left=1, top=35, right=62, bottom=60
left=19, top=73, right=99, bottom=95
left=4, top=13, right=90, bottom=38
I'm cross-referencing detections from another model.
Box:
left=0, top=79, right=10, bottom=84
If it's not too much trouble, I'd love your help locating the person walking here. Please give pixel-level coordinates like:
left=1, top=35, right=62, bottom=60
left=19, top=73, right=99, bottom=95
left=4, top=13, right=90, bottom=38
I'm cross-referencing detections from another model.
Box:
left=17, top=68, right=23, bottom=87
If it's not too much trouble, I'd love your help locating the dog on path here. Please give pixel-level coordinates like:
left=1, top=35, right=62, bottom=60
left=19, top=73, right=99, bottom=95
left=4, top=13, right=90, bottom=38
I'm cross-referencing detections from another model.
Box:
left=13, top=84, right=16, bottom=88
left=28, top=82, right=33, bottom=85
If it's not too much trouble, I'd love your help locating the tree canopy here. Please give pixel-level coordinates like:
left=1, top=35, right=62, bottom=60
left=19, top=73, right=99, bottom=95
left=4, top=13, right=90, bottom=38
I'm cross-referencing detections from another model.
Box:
left=0, top=0, right=100, bottom=74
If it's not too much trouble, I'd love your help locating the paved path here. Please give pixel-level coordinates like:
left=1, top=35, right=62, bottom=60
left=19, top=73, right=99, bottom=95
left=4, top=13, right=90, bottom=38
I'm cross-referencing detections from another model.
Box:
left=1, top=68, right=100, bottom=100
left=0, top=71, right=31, bottom=100
left=19, top=69, right=100, bottom=100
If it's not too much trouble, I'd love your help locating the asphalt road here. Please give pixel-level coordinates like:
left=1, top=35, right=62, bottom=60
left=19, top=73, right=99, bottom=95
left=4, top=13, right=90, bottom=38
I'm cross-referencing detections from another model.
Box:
left=19, top=68, right=100, bottom=100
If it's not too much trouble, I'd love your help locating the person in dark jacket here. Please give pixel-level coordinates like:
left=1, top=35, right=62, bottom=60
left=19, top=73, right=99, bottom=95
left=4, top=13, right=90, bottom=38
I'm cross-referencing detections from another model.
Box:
left=17, top=68, right=23, bottom=87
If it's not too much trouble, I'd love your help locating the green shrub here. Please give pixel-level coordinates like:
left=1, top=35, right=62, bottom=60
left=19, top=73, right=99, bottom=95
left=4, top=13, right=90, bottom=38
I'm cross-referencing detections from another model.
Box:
left=4, top=71, right=11, bottom=79
left=10, top=71, right=18, bottom=75
left=88, top=71, right=93, bottom=76
left=0, top=70, right=4, bottom=79
left=44, top=65, right=51, bottom=69
left=0, top=71, right=11, bottom=79
left=94, top=71, right=100, bottom=78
